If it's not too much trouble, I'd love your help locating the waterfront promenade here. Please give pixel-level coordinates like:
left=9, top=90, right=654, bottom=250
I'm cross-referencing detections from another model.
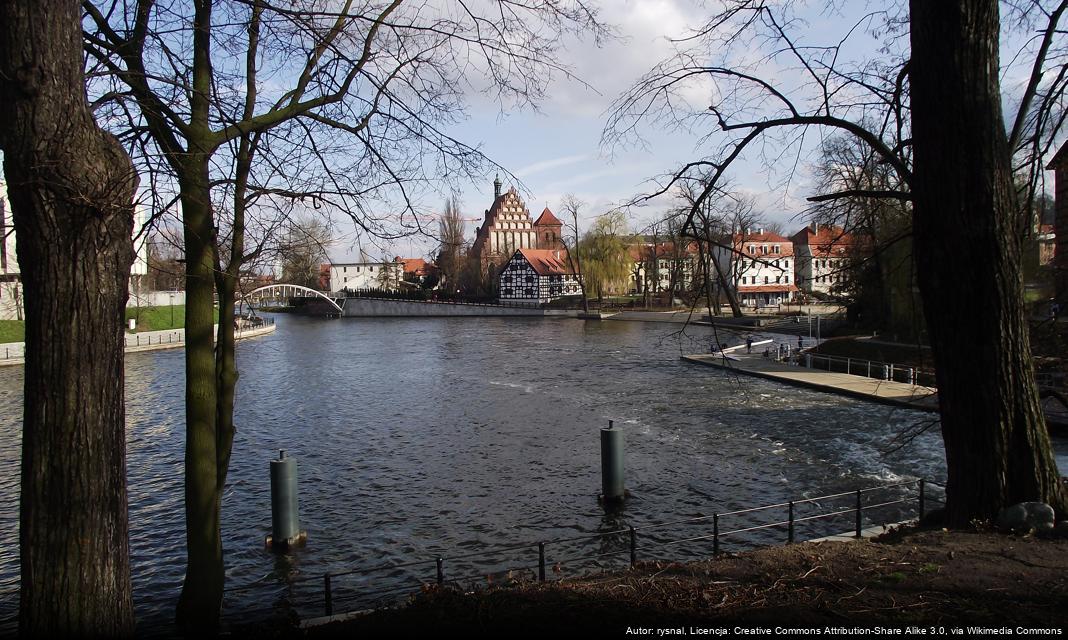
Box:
left=683, top=347, right=940, bottom=413
left=0, top=321, right=276, bottom=367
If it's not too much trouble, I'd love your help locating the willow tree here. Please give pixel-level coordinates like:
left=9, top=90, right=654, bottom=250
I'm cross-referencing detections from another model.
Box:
left=578, top=210, right=633, bottom=302
left=83, top=0, right=606, bottom=629
left=607, top=0, right=1068, bottom=525
left=0, top=0, right=134, bottom=634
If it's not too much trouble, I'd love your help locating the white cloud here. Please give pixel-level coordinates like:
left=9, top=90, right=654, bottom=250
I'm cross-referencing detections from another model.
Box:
left=516, top=154, right=590, bottom=177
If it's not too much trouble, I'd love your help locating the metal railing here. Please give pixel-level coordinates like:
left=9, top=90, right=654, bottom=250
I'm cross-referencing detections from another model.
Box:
left=220, top=478, right=942, bottom=624
left=1, top=318, right=277, bottom=361
left=798, top=352, right=937, bottom=387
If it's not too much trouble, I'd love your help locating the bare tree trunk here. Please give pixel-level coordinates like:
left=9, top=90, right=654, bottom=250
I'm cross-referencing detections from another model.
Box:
left=175, top=156, right=224, bottom=631
left=910, top=0, right=1067, bottom=525
left=0, top=0, right=135, bottom=635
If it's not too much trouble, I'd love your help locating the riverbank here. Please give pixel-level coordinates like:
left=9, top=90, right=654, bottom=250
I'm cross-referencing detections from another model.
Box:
left=0, top=321, right=276, bottom=366
left=296, top=527, right=1067, bottom=635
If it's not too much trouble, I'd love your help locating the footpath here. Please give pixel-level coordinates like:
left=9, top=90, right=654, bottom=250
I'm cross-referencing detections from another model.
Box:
left=683, top=339, right=940, bottom=414
left=0, top=321, right=276, bottom=367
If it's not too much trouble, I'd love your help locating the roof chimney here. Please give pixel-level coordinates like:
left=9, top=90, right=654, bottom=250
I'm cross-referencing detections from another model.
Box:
left=758, top=227, right=764, bottom=235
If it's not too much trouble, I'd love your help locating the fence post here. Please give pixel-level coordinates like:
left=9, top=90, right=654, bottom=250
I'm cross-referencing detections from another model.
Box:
left=713, top=513, right=720, bottom=555
left=855, top=490, right=863, bottom=538
left=436, top=558, right=445, bottom=586
left=907, top=368, right=915, bottom=385
left=918, top=479, right=926, bottom=521
left=629, top=527, right=637, bottom=567
left=324, top=573, right=333, bottom=616
left=788, top=501, right=795, bottom=544
left=538, top=542, right=546, bottom=582
left=889, top=364, right=895, bottom=381
left=867, top=361, right=871, bottom=378
left=846, top=358, right=851, bottom=375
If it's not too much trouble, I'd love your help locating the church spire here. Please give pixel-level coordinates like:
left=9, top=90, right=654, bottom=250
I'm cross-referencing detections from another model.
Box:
left=493, top=173, right=502, bottom=199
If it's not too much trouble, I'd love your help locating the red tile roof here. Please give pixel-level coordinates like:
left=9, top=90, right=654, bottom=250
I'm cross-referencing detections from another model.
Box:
left=515, top=248, right=577, bottom=276
left=394, top=257, right=433, bottom=276
left=533, top=207, right=562, bottom=226
left=790, top=225, right=860, bottom=257
left=733, top=231, right=795, bottom=257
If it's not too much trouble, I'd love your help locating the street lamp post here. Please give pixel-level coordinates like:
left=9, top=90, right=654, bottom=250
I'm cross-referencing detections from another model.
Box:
left=169, top=293, right=175, bottom=328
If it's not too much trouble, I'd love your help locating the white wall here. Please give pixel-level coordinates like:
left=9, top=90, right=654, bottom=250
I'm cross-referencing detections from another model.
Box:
left=329, top=262, right=403, bottom=291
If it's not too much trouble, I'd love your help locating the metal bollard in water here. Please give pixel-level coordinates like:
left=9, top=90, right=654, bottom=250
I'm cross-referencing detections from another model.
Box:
left=600, top=420, right=625, bottom=503
left=266, top=450, right=306, bottom=549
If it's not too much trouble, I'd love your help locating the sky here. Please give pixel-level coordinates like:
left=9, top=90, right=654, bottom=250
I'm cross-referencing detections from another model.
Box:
left=337, top=0, right=796, bottom=261
left=336, top=0, right=1063, bottom=264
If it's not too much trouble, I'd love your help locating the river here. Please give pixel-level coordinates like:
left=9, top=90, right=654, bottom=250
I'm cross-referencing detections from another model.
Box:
left=1, top=315, right=1058, bottom=632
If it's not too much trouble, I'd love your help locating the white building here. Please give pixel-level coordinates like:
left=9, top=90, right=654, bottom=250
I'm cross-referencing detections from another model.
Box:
left=628, top=241, right=698, bottom=296
left=498, top=248, right=582, bottom=305
left=0, top=181, right=21, bottom=320
left=328, top=259, right=403, bottom=292
left=1, top=179, right=157, bottom=319
left=790, top=224, right=859, bottom=296
left=715, top=229, right=798, bottom=307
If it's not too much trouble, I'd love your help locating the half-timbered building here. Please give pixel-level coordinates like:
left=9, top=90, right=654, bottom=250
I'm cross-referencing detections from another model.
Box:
left=498, top=248, right=582, bottom=305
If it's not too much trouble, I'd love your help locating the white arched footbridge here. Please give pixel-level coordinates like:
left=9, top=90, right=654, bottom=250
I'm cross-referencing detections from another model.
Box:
left=243, top=284, right=344, bottom=314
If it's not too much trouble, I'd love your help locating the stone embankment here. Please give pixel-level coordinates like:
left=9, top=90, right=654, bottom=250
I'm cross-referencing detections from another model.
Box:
left=0, top=321, right=276, bottom=367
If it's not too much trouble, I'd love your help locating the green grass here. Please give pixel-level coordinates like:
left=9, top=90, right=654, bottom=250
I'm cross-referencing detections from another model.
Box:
left=0, top=320, right=24, bottom=344
left=125, top=305, right=219, bottom=332
left=1, top=305, right=222, bottom=344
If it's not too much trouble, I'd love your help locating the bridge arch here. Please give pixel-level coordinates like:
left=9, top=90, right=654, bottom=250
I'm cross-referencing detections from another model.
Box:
left=243, top=284, right=343, bottom=314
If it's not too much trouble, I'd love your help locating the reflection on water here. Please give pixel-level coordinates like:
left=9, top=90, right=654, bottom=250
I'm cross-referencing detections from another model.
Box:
left=0, top=315, right=973, bottom=630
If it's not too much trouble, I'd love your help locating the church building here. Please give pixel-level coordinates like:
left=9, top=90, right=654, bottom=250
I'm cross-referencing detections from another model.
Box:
left=470, top=176, right=564, bottom=278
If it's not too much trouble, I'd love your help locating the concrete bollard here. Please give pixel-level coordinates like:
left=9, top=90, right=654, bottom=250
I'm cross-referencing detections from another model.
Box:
left=805, top=353, right=813, bottom=368
left=907, top=368, right=915, bottom=385
left=267, top=450, right=306, bottom=550
left=600, top=420, right=625, bottom=503
left=882, top=364, right=890, bottom=381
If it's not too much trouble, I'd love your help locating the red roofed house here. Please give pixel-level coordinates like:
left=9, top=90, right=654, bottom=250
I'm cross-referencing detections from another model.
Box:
left=628, top=240, right=699, bottom=296
left=498, top=248, right=582, bottom=305
left=715, top=228, right=798, bottom=307
left=394, top=256, right=438, bottom=286
left=790, top=223, right=860, bottom=296
left=470, top=176, right=566, bottom=280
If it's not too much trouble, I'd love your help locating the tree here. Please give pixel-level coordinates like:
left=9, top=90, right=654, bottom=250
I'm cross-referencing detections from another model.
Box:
left=437, top=195, right=466, bottom=291
left=560, top=194, right=591, bottom=314
left=608, top=0, right=1067, bottom=525
left=279, top=218, right=331, bottom=290
left=0, top=1, right=134, bottom=635
left=147, top=229, right=186, bottom=292
left=83, top=0, right=607, bottom=628
left=806, top=134, right=919, bottom=336
left=578, top=210, right=632, bottom=302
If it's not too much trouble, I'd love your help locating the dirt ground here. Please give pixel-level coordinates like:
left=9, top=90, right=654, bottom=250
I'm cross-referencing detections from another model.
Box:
left=290, top=527, right=1067, bottom=636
